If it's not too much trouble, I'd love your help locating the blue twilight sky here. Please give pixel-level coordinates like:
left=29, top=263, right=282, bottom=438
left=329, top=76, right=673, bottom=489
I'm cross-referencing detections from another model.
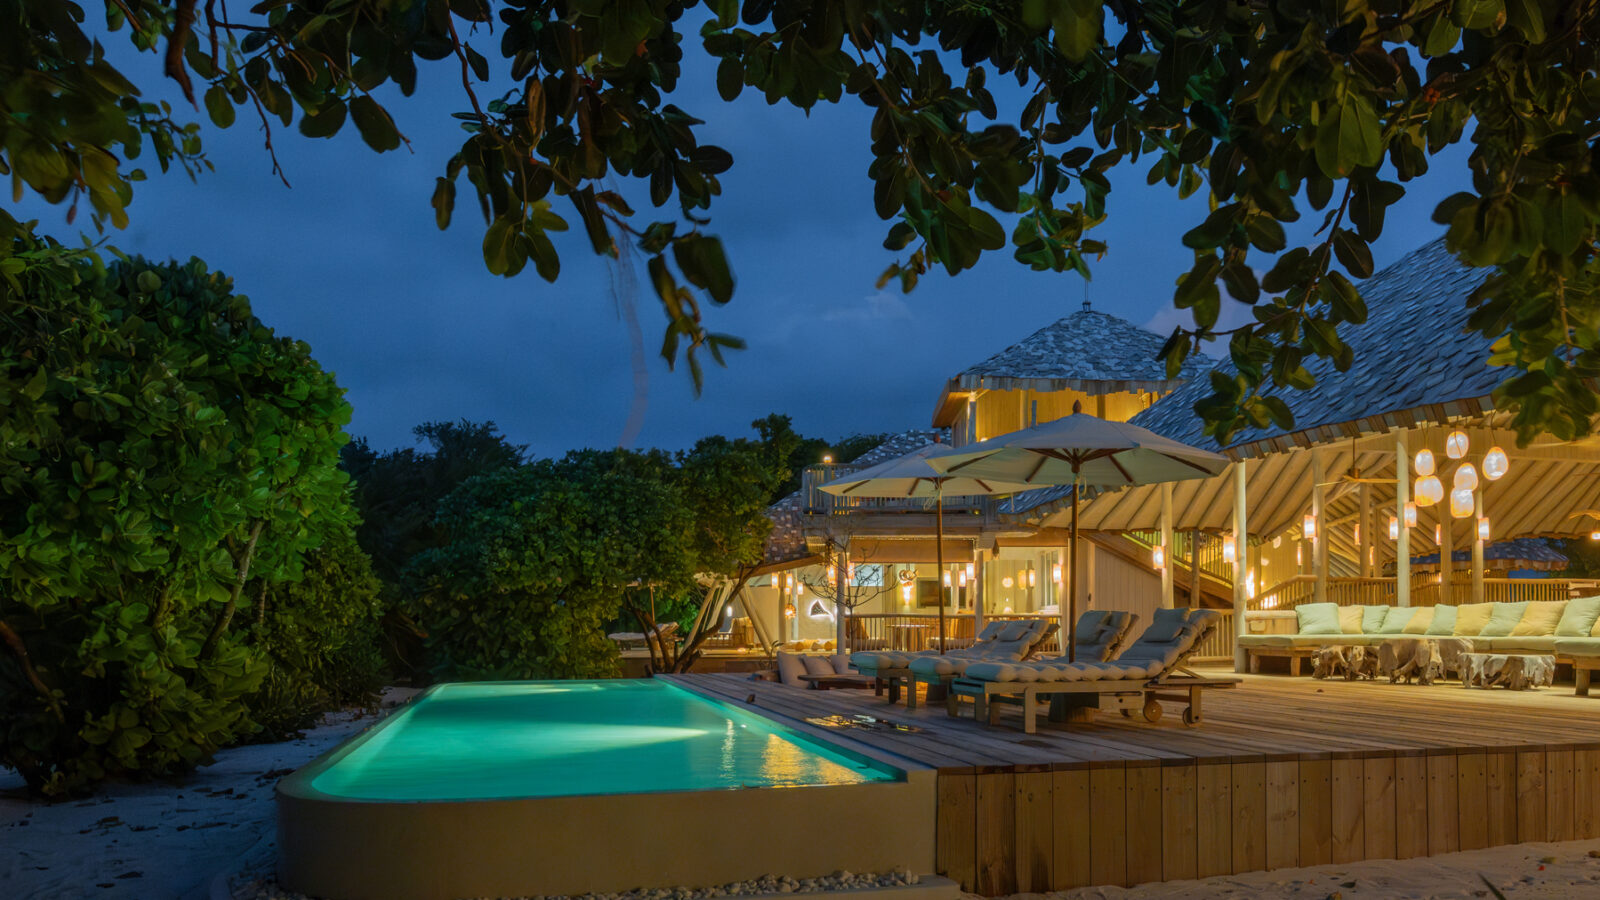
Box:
left=17, top=28, right=1473, bottom=459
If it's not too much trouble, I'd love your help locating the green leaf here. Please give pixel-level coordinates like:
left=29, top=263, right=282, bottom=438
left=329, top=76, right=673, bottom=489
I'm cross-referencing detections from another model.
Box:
left=1315, top=91, right=1384, bottom=178
left=348, top=96, right=401, bottom=152
left=716, top=58, right=744, bottom=102
left=464, top=45, right=490, bottom=82
left=1052, top=0, right=1102, bottom=64
left=1332, top=228, right=1374, bottom=278
left=431, top=177, right=455, bottom=230
left=298, top=102, right=347, bottom=139
left=203, top=85, right=235, bottom=128
left=1544, top=191, right=1587, bottom=256
left=672, top=235, right=735, bottom=304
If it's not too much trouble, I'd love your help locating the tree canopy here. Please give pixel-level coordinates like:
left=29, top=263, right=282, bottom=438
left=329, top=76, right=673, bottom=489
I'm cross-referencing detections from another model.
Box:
left=7, top=0, right=1600, bottom=442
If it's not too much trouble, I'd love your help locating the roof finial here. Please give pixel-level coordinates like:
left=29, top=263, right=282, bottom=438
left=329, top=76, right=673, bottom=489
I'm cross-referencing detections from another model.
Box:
left=1082, top=281, right=1091, bottom=312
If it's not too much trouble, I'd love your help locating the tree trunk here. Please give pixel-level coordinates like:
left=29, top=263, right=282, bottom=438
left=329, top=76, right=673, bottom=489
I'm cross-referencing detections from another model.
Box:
left=201, top=521, right=263, bottom=660
left=0, top=618, right=63, bottom=722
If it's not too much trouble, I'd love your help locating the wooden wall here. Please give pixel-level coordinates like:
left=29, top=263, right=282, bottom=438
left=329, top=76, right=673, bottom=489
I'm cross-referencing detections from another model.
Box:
left=936, top=744, right=1600, bottom=894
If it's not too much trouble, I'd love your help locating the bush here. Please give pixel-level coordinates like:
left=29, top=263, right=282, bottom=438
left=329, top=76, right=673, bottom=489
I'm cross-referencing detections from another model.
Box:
left=0, top=235, right=369, bottom=794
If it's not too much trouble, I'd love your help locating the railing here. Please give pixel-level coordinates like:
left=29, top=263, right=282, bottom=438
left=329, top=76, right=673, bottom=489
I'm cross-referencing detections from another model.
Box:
left=1191, top=609, right=1235, bottom=663
left=843, top=612, right=977, bottom=651
left=801, top=464, right=999, bottom=518
left=1252, top=575, right=1600, bottom=610
left=1128, top=530, right=1232, bottom=585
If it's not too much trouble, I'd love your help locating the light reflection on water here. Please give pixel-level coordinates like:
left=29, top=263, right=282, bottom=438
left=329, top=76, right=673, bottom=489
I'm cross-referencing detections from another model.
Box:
left=311, top=681, right=895, bottom=801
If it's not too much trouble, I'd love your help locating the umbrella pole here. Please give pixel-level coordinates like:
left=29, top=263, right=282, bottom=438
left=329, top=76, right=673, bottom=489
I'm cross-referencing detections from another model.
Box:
left=1068, top=468, right=1079, bottom=662
left=936, top=487, right=947, bottom=654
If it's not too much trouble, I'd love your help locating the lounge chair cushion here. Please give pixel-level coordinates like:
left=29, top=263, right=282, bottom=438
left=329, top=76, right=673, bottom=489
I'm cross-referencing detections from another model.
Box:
left=1141, top=608, right=1189, bottom=643
left=908, top=654, right=987, bottom=678
left=998, top=621, right=1031, bottom=641
left=1378, top=607, right=1418, bottom=634
left=1479, top=601, right=1529, bottom=637
left=1296, top=602, right=1342, bottom=635
left=851, top=650, right=917, bottom=671
left=775, top=651, right=809, bottom=688
left=1555, top=596, right=1600, bottom=636
left=1453, top=602, right=1494, bottom=636
left=975, top=621, right=1007, bottom=642
left=1425, top=604, right=1458, bottom=635
left=802, top=655, right=837, bottom=677
left=963, top=610, right=1216, bottom=684
left=1362, top=605, right=1392, bottom=633
left=1401, top=607, right=1435, bottom=634
left=1511, top=601, right=1566, bottom=637
left=1338, top=606, right=1365, bottom=634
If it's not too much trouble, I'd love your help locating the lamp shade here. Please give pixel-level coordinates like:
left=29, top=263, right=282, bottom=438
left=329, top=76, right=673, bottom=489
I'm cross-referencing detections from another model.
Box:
left=1405, top=502, right=1418, bottom=527
left=1389, top=516, right=1399, bottom=540
left=1414, top=449, right=1436, bottom=477
left=1223, top=535, right=1237, bottom=563
left=1450, top=488, right=1474, bottom=518
left=1478, top=516, right=1490, bottom=541
left=1415, top=475, right=1444, bottom=507
left=1446, top=430, right=1469, bottom=459
left=1453, top=463, right=1478, bottom=491
left=1483, top=447, right=1509, bottom=480
left=1152, top=546, right=1165, bottom=569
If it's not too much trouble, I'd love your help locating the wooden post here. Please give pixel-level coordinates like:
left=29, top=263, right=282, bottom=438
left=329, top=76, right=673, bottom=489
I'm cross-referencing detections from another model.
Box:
left=1312, top=448, right=1328, bottom=606
left=1359, top=483, right=1374, bottom=577
left=1440, top=490, right=1454, bottom=604
left=836, top=539, right=850, bottom=650
left=1472, top=490, right=1486, bottom=604
left=1396, top=430, right=1411, bottom=608
left=1233, top=460, right=1249, bottom=673
left=1160, top=482, right=1175, bottom=609
left=776, top=574, right=787, bottom=647
left=974, top=556, right=987, bottom=630
left=1190, top=529, right=1203, bottom=608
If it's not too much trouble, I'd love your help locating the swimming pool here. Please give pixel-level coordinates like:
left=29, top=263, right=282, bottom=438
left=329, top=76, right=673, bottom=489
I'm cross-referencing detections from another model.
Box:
left=309, top=680, right=898, bottom=801
left=277, top=678, right=935, bottom=900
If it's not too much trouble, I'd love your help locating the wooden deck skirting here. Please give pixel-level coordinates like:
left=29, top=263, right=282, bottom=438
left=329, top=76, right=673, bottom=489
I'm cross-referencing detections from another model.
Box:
left=667, top=672, right=1600, bottom=894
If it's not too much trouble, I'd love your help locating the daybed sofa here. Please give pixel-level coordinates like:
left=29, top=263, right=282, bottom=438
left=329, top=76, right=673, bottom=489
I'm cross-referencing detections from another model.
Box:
left=1240, top=597, right=1600, bottom=679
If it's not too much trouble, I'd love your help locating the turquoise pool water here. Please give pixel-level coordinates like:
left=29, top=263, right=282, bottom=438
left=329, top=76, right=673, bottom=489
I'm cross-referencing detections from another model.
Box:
left=309, top=680, right=900, bottom=801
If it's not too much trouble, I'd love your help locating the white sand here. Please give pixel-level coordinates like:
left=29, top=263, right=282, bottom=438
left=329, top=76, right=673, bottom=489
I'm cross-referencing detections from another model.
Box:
left=1013, top=839, right=1600, bottom=899
left=2, top=690, right=416, bottom=900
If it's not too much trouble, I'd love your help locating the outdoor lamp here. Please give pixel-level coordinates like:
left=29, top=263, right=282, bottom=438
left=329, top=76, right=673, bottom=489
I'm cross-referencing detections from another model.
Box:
left=1405, top=502, right=1418, bottom=527
left=1591, top=531, right=1600, bottom=542
left=958, top=569, right=967, bottom=588
left=1152, top=545, right=1165, bottom=570
left=1478, top=516, right=1490, bottom=541
left=1002, top=576, right=1014, bottom=589
left=1053, top=563, right=1063, bottom=584
left=822, top=454, right=833, bottom=464
left=1414, top=448, right=1436, bottom=476
left=1303, top=513, right=1317, bottom=543
left=1027, top=568, right=1037, bottom=588
left=1415, top=475, right=1444, bottom=507
left=1483, top=447, right=1509, bottom=480
left=1435, top=524, right=1442, bottom=544
left=847, top=563, right=855, bottom=581
left=1453, top=463, right=1478, bottom=491
left=1389, top=516, right=1399, bottom=540
left=784, top=603, right=796, bottom=618
left=965, top=562, right=975, bottom=579
left=1450, top=488, right=1473, bottom=518
left=900, top=583, right=911, bottom=605
left=826, top=565, right=837, bottom=584
left=942, top=570, right=951, bottom=587
left=1445, top=430, right=1469, bottom=459
left=1296, top=544, right=1302, bottom=566
left=795, top=581, right=804, bottom=596
left=1223, top=535, right=1237, bottom=564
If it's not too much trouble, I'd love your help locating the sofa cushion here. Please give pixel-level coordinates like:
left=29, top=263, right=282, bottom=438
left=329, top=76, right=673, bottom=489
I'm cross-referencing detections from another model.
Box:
left=1401, top=607, right=1435, bottom=634
left=1361, top=605, right=1391, bottom=634
left=802, top=655, right=837, bottom=677
left=1296, top=602, right=1342, bottom=635
left=1425, top=604, right=1457, bottom=635
left=1480, top=601, right=1530, bottom=637
left=1555, top=637, right=1600, bottom=659
left=1378, top=607, right=1418, bottom=634
left=830, top=654, right=854, bottom=675
left=1453, top=602, right=1495, bottom=636
left=775, top=651, right=809, bottom=687
left=1240, top=634, right=1349, bottom=649
left=1555, top=596, right=1600, bottom=636
left=1511, top=601, right=1567, bottom=637
left=1481, top=636, right=1556, bottom=653
left=1339, top=606, right=1365, bottom=634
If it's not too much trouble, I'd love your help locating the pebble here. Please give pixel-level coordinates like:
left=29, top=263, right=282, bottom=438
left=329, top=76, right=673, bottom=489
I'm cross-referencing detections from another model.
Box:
left=232, top=868, right=921, bottom=900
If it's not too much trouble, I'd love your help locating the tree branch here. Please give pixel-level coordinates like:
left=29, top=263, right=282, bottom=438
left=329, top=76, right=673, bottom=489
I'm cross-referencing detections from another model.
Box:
left=201, top=520, right=263, bottom=659
left=0, top=618, right=63, bottom=723
left=165, top=0, right=200, bottom=106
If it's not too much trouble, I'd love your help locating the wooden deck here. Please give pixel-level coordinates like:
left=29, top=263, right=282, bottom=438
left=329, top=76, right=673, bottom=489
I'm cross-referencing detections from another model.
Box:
left=667, top=670, right=1600, bottom=894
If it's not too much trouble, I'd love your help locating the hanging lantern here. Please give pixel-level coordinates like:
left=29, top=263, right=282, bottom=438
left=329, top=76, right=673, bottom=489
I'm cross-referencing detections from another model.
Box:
left=795, top=580, right=804, bottom=596
left=1053, top=563, right=1063, bottom=584
left=1245, top=570, right=1256, bottom=599
left=965, top=562, right=975, bottom=580
left=847, top=562, right=856, bottom=582
left=1449, top=488, right=1474, bottom=518
left=1478, top=516, right=1490, bottom=542
left=942, top=570, right=951, bottom=587
left=1303, top=513, right=1318, bottom=543
left=899, top=584, right=911, bottom=604
left=1027, top=568, right=1037, bottom=588
left=1405, top=502, right=1418, bottom=527
left=1445, top=430, right=1469, bottom=459
left=1414, top=475, right=1444, bottom=507
left=784, top=602, right=796, bottom=617
left=1223, top=535, right=1237, bottom=563
left=1389, top=515, right=1399, bottom=540
left=1453, top=463, right=1478, bottom=492
left=1002, top=576, right=1014, bottom=589
left=1483, top=446, right=1509, bottom=481
left=1152, top=545, right=1165, bottom=570
left=1434, top=524, right=1442, bottom=544
left=1414, top=448, right=1436, bottom=477
left=1296, top=544, right=1303, bottom=566
left=1272, top=535, right=1282, bottom=549
left=958, top=569, right=968, bottom=588
left=826, top=565, right=837, bottom=585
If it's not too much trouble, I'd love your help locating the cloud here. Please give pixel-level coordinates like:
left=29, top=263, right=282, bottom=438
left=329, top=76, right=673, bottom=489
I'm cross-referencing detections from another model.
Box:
left=818, top=291, right=915, bottom=325
left=1142, top=290, right=1259, bottom=337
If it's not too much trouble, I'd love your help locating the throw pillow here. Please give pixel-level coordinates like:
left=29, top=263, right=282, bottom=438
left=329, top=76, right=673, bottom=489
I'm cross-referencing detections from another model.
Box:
left=1424, top=604, right=1457, bottom=635
left=1510, top=601, right=1566, bottom=637
left=802, top=655, right=836, bottom=677
left=1378, top=607, right=1417, bottom=634
left=1554, top=595, right=1600, bottom=636
left=1296, top=602, right=1342, bottom=635
left=1453, top=602, right=1496, bottom=636
left=1478, top=601, right=1529, bottom=637
left=1362, top=605, right=1392, bottom=634
left=1338, top=606, right=1365, bottom=634
left=1401, top=607, right=1435, bottom=635
left=1142, top=608, right=1189, bottom=642
left=775, top=651, right=808, bottom=687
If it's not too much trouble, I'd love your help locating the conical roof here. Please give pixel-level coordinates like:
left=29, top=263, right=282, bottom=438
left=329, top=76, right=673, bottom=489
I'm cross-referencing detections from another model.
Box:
left=950, top=306, right=1212, bottom=395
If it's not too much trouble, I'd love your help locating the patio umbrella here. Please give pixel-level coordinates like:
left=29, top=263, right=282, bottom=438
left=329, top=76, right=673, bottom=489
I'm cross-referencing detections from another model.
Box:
left=929, top=408, right=1230, bottom=659
left=819, top=444, right=1035, bottom=653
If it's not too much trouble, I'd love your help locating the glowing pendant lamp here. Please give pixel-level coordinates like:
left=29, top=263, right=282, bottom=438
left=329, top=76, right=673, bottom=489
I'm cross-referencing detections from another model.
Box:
left=1414, top=448, right=1436, bottom=477
left=1389, top=516, right=1399, bottom=540
left=1414, top=475, right=1444, bottom=507
left=1445, top=430, right=1469, bottom=459
left=1449, top=488, right=1474, bottom=518
left=1483, top=446, right=1509, bottom=480
left=1223, top=535, right=1237, bottom=564
left=1453, top=463, right=1478, bottom=492
left=1404, top=502, right=1418, bottom=527
left=1477, top=516, right=1490, bottom=541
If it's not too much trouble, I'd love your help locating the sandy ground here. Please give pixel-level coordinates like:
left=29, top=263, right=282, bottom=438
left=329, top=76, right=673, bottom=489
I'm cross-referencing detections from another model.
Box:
left=1027, top=839, right=1600, bottom=899
left=1, top=691, right=415, bottom=900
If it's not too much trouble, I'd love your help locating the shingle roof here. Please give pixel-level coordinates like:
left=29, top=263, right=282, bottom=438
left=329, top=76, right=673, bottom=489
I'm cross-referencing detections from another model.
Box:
left=1403, top=538, right=1568, bottom=572
left=761, top=430, right=945, bottom=565
left=1132, top=238, right=1496, bottom=453
left=1002, top=238, right=1497, bottom=518
left=950, top=305, right=1213, bottom=395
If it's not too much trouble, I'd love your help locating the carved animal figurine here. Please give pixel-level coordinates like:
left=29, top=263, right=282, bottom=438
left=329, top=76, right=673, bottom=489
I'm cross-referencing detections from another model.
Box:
left=1311, top=646, right=1348, bottom=680
left=1392, top=641, right=1440, bottom=685
left=1343, top=646, right=1378, bottom=681
left=1431, top=637, right=1474, bottom=680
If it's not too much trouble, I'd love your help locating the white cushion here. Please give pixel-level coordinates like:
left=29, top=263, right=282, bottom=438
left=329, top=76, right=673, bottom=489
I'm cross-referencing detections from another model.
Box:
left=802, top=655, right=836, bottom=677
left=775, top=651, right=808, bottom=687
left=830, top=654, right=853, bottom=675
left=998, top=621, right=1031, bottom=641
left=852, top=650, right=916, bottom=670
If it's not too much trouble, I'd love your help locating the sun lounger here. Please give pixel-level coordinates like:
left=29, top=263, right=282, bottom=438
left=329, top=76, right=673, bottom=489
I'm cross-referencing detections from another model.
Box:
left=851, top=618, right=1054, bottom=708
left=951, top=608, right=1236, bottom=733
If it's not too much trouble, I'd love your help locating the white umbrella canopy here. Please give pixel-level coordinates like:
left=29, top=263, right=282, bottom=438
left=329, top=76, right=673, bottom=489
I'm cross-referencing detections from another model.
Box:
left=819, top=443, right=1036, bottom=653
left=927, top=410, right=1230, bottom=659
